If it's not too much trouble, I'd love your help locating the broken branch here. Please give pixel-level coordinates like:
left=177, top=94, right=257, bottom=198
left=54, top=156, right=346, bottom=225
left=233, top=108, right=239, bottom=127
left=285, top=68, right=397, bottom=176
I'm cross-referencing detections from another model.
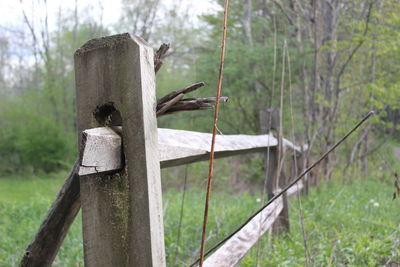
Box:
left=157, top=82, right=205, bottom=105
left=154, top=43, right=170, bottom=73
left=183, top=96, right=229, bottom=103
left=156, top=93, right=185, bottom=116
left=156, top=82, right=229, bottom=116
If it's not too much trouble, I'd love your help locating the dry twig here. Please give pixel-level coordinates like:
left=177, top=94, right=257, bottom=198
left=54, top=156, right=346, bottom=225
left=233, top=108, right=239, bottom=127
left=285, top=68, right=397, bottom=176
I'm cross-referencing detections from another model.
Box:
left=157, top=82, right=205, bottom=104
left=156, top=93, right=185, bottom=116
left=199, top=0, right=230, bottom=266
left=154, top=46, right=228, bottom=117
left=156, top=82, right=228, bottom=116
left=154, top=43, right=170, bottom=73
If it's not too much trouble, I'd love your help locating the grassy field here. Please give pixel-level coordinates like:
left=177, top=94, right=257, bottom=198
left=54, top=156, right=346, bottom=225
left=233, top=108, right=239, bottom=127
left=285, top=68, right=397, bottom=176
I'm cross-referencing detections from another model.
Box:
left=0, top=171, right=399, bottom=266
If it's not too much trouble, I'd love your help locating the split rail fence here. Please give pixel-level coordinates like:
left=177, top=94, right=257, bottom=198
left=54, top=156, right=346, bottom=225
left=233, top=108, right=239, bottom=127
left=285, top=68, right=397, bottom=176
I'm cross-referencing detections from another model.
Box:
left=19, top=33, right=308, bottom=267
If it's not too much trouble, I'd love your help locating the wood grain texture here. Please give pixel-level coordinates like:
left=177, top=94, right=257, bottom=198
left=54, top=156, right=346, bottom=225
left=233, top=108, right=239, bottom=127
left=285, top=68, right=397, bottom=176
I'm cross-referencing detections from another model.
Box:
left=274, top=181, right=304, bottom=198
left=203, top=197, right=283, bottom=267
left=79, top=127, right=278, bottom=175
left=158, top=128, right=277, bottom=167
left=80, top=127, right=122, bottom=175
left=19, top=39, right=306, bottom=267
left=75, top=33, right=165, bottom=267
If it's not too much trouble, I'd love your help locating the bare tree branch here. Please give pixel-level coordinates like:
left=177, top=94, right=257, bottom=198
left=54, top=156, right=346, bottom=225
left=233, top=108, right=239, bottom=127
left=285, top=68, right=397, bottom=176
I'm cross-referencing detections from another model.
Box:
left=336, top=1, right=374, bottom=80
left=154, top=43, right=170, bottom=73
left=156, top=93, right=185, bottom=116
left=157, top=82, right=205, bottom=105
left=272, top=0, right=297, bottom=27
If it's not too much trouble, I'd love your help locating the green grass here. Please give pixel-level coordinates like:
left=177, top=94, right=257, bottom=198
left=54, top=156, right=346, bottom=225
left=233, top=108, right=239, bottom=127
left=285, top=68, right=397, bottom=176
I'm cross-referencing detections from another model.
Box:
left=0, top=172, right=83, bottom=266
left=241, top=179, right=400, bottom=266
left=0, top=172, right=399, bottom=266
left=0, top=171, right=67, bottom=203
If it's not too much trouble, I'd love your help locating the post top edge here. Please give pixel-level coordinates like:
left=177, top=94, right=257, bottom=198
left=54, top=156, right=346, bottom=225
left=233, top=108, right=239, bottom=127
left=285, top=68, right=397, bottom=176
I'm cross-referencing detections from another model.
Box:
left=74, top=33, right=151, bottom=56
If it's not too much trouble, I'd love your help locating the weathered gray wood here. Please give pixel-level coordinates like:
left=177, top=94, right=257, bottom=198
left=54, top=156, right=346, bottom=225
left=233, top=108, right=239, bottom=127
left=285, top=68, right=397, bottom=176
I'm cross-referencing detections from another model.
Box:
left=296, top=152, right=309, bottom=196
left=80, top=127, right=122, bottom=175
left=262, top=147, right=278, bottom=200
left=154, top=43, right=170, bottom=73
left=273, top=147, right=291, bottom=235
left=79, top=127, right=278, bottom=176
left=273, top=181, right=304, bottom=198
left=18, top=37, right=307, bottom=267
left=197, top=170, right=303, bottom=267
left=203, top=196, right=283, bottom=267
left=77, top=127, right=305, bottom=177
left=18, top=43, right=168, bottom=266
left=259, top=108, right=279, bottom=133
left=260, top=108, right=290, bottom=235
left=75, top=33, right=165, bottom=267
left=159, top=128, right=277, bottom=167
left=19, top=161, right=81, bottom=267
left=283, top=138, right=307, bottom=153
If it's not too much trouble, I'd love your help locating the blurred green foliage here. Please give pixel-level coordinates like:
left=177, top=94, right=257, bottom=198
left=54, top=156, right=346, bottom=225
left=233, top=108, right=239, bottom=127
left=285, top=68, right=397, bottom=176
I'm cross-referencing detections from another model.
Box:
left=0, top=98, right=75, bottom=173
left=1, top=0, right=400, bottom=173
left=0, top=1, right=399, bottom=265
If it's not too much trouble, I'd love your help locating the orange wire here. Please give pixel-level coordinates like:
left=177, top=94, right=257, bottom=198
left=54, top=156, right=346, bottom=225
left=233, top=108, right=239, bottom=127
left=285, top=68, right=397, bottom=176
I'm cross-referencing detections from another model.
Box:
left=199, top=0, right=230, bottom=266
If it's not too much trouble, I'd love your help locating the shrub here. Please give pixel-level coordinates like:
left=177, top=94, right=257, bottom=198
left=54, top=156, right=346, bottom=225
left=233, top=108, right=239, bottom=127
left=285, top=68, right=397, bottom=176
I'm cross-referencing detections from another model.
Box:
left=0, top=102, right=74, bottom=173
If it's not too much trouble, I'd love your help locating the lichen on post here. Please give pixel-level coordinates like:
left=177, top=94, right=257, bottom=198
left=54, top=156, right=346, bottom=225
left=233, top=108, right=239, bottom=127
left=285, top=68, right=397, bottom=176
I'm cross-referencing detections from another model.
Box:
left=74, top=33, right=165, bottom=267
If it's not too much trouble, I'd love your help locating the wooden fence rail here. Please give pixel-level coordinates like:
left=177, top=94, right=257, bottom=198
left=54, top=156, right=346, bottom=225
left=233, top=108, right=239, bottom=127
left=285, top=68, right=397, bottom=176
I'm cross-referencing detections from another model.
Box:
left=79, top=126, right=305, bottom=266
left=202, top=182, right=303, bottom=267
left=79, top=127, right=303, bottom=176
left=19, top=33, right=307, bottom=267
left=204, top=196, right=284, bottom=267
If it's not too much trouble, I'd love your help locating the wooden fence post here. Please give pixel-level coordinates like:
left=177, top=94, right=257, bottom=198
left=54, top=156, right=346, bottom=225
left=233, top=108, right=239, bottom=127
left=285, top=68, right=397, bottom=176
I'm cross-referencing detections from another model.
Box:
left=260, top=108, right=290, bottom=235
left=74, top=33, right=165, bottom=266
left=296, top=152, right=309, bottom=196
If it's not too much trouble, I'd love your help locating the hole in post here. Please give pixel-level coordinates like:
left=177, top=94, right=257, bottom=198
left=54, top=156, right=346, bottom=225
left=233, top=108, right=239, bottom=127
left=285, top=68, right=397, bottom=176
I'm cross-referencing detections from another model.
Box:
left=94, top=102, right=122, bottom=127
left=93, top=102, right=125, bottom=174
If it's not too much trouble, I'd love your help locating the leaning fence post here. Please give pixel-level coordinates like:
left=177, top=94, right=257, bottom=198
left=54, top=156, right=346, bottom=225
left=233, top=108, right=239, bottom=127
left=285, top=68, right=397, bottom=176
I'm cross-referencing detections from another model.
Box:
left=260, top=108, right=290, bottom=235
left=74, top=33, right=165, bottom=266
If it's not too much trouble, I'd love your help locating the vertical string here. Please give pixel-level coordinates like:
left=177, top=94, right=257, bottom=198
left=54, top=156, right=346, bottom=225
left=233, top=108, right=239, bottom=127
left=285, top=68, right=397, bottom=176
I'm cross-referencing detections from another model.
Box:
left=199, top=1, right=230, bottom=266
left=174, top=165, right=189, bottom=265
left=255, top=14, right=278, bottom=266
left=285, top=41, right=311, bottom=266
left=275, top=40, right=286, bottom=191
